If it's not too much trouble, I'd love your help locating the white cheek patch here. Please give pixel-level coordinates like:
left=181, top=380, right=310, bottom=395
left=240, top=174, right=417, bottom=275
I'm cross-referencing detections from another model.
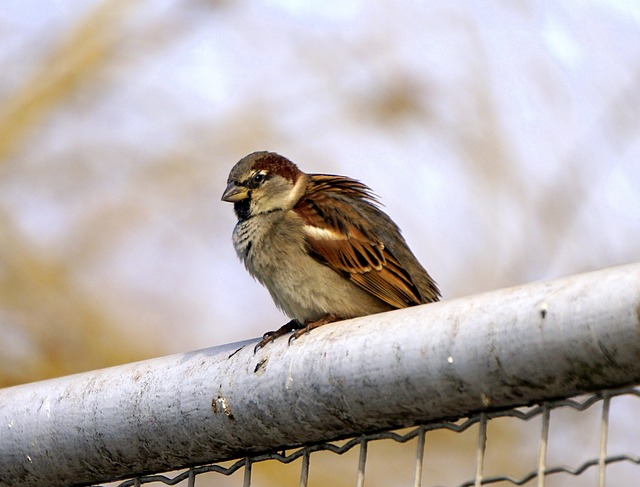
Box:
left=303, top=225, right=346, bottom=240
left=283, top=176, right=307, bottom=207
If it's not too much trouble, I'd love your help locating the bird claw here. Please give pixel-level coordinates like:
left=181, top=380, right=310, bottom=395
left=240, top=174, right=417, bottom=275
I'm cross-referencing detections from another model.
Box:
left=254, top=319, right=300, bottom=353
left=288, top=328, right=306, bottom=346
left=261, top=330, right=275, bottom=340
left=254, top=315, right=340, bottom=352
left=253, top=337, right=271, bottom=354
left=287, top=314, right=339, bottom=346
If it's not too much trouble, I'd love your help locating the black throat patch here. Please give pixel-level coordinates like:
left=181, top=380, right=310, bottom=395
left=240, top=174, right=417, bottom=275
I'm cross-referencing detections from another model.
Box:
left=234, top=198, right=251, bottom=221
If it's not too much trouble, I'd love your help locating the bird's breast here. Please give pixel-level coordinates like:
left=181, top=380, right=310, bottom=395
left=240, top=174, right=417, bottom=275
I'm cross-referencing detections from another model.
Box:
left=232, top=212, right=300, bottom=274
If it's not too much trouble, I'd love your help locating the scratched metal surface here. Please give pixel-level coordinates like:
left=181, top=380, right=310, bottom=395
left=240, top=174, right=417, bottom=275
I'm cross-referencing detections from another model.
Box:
left=0, top=263, right=639, bottom=487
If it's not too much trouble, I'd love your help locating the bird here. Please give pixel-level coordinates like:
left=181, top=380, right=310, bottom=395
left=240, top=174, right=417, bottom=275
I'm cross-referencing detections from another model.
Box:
left=221, top=151, right=440, bottom=351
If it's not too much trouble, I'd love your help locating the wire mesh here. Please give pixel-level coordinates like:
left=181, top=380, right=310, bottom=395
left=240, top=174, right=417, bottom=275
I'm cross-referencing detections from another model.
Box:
left=97, top=386, right=640, bottom=487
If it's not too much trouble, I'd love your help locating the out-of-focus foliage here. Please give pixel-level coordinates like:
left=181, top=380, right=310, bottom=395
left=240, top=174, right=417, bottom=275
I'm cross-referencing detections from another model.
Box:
left=1, top=0, right=639, bottom=384
left=1, top=4, right=640, bottom=484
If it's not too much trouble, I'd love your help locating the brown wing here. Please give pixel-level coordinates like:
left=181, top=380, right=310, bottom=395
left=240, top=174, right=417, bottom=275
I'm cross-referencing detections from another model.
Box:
left=295, top=174, right=423, bottom=308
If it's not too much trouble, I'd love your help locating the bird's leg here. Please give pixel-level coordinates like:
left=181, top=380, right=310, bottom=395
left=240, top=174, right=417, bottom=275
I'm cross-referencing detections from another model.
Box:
left=288, top=314, right=339, bottom=345
left=254, top=319, right=301, bottom=353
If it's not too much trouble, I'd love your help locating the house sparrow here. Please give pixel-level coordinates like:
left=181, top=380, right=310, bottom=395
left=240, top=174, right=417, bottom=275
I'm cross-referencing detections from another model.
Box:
left=222, top=151, right=440, bottom=350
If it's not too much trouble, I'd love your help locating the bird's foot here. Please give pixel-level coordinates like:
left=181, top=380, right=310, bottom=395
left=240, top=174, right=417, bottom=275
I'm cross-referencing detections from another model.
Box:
left=254, top=319, right=301, bottom=353
left=288, top=314, right=339, bottom=345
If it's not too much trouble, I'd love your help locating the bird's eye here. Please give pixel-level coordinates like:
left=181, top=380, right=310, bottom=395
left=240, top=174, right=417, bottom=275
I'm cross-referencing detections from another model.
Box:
left=252, top=172, right=266, bottom=185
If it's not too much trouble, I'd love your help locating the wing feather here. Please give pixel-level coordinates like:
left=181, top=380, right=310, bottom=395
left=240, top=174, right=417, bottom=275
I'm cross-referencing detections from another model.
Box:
left=296, top=174, right=423, bottom=308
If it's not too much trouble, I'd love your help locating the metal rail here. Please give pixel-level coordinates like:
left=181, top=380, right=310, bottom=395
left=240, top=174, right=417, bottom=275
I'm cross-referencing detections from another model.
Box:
left=1, top=263, right=639, bottom=487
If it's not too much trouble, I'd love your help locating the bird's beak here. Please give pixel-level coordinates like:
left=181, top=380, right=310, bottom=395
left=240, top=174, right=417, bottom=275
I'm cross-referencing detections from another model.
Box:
left=221, top=182, right=249, bottom=202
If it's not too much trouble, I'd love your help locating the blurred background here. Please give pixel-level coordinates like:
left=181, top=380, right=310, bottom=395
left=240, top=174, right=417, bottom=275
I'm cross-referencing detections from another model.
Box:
left=1, top=0, right=640, bottom=485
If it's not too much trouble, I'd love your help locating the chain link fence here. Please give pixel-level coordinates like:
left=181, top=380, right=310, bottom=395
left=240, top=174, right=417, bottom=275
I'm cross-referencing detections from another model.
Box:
left=1, top=264, right=640, bottom=487
left=104, top=386, right=640, bottom=487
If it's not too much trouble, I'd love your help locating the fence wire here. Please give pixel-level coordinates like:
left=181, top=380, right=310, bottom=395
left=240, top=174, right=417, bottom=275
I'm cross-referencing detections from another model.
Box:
left=99, top=386, right=640, bottom=487
left=3, top=265, right=637, bottom=487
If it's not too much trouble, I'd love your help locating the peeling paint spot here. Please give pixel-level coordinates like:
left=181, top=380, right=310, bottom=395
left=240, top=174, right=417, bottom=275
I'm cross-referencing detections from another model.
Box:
left=26, top=455, right=32, bottom=462
left=228, top=346, right=244, bottom=359
left=540, top=302, right=548, bottom=319
left=481, top=393, right=491, bottom=407
left=254, top=357, right=268, bottom=375
left=42, top=397, right=51, bottom=419
left=447, top=356, right=454, bottom=364
left=212, top=396, right=236, bottom=420
left=286, top=362, right=294, bottom=389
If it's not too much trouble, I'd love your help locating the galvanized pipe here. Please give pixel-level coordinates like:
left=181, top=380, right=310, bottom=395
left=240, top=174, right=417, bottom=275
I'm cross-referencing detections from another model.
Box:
left=1, top=263, right=639, bottom=487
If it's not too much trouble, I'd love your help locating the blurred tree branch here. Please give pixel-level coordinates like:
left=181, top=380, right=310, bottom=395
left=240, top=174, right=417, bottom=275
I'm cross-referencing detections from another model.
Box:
left=0, top=0, right=134, bottom=162
left=0, top=0, right=149, bottom=386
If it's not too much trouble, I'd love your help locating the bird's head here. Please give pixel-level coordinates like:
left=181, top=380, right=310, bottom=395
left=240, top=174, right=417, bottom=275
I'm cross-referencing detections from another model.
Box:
left=222, top=151, right=308, bottom=221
